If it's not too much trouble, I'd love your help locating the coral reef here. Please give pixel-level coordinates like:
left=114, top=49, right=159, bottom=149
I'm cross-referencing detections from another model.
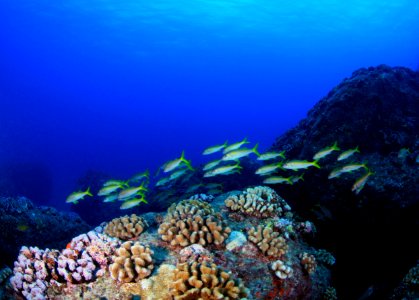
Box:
left=247, top=224, right=288, bottom=258
left=225, top=186, right=291, bottom=218
left=109, top=241, right=154, bottom=283
left=171, top=261, right=248, bottom=299
left=104, top=214, right=148, bottom=240
left=0, top=196, right=89, bottom=267
left=5, top=186, right=333, bottom=299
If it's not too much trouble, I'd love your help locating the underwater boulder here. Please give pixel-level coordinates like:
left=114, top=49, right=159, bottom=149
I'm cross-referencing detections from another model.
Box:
left=0, top=196, right=90, bottom=266
left=270, top=65, right=419, bottom=299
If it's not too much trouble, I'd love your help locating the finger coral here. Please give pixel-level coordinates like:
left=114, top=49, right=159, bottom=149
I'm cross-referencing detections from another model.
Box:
left=247, top=225, right=288, bottom=258
left=225, top=186, right=291, bottom=218
left=109, top=241, right=154, bottom=283
left=105, top=214, right=148, bottom=240
left=171, top=261, right=248, bottom=299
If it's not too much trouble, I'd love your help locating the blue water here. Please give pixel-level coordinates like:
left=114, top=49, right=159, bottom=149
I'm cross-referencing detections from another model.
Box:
left=0, top=0, right=418, bottom=209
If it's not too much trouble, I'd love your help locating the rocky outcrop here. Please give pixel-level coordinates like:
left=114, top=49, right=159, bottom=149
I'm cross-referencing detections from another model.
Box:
left=270, top=65, right=419, bottom=299
left=0, top=196, right=90, bottom=266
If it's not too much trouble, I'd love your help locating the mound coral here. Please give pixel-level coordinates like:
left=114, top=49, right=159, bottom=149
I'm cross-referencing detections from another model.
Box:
left=248, top=224, right=288, bottom=258
left=171, top=261, right=248, bottom=299
left=109, top=241, right=154, bottom=283
left=225, top=186, right=291, bottom=218
left=167, top=199, right=214, bottom=219
left=158, top=199, right=231, bottom=247
left=104, top=214, right=148, bottom=240
left=158, top=214, right=231, bottom=247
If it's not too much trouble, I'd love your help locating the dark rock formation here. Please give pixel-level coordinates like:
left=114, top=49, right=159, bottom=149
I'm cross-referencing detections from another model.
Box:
left=0, top=196, right=90, bottom=266
left=270, top=65, right=419, bottom=299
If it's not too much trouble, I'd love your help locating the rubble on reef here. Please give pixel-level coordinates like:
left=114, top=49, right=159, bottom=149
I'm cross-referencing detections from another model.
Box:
left=6, top=187, right=334, bottom=299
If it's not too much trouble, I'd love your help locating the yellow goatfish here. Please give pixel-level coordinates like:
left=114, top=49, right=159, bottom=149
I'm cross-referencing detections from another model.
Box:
left=223, top=137, right=249, bottom=154
left=203, top=159, right=223, bottom=171
left=103, top=180, right=128, bottom=187
left=130, top=170, right=150, bottom=182
left=257, top=151, right=286, bottom=161
left=283, top=160, right=320, bottom=171
left=352, top=171, right=373, bottom=194
left=98, top=185, right=122, bottom=196
left=120, top=197, right=148, bottom=210
left=204, top=163, right=242, bottom=177
left=255, top=163, right=283, bottom=176
left=103, top=194, right=118, bottom=203
left=313, top=141, right=340, bottom=160
left=263, top=176, right=293, bottom=185
left=66, top=187, right=93, bottom=204
left=118, top=184, right=147, bottom=201
left=163, top=151, right=194, bottom=172
left=203, top=141, right=228, bottom=155
left=337, top=146, right=360, bottom=161
left=222, top=144, right=259, bottom=161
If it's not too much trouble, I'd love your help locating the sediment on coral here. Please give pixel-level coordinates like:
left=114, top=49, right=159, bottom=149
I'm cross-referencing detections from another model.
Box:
left=225, top=186, right=292, bottom=218
left=171, top=261, right=248, bottom=299
left=247, top=224, right=288, bottom=258
left=109, top=241, right=154, bottom=283
left=104, top=214, right=148, bottom=240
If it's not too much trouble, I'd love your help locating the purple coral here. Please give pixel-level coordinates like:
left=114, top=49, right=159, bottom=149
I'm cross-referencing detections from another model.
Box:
left=10, top=246, right=58, bottom=300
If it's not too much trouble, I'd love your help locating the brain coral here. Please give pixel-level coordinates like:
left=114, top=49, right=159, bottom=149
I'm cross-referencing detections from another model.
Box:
left=109, top=241, right=154, bottom=283
left=104, top=214, right=148, bottom=240
left=248, top=224, right=288, bottom=258
left=171, top=261, right=248, bottom=299
left=225, top=186, right=291, bottom=218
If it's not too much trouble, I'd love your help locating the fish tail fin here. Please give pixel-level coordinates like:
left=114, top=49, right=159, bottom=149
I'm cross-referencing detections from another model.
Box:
left=253, top=143, right=260, bottom=156
left=312, top=160, right=321, bottom=169
left=299, top=173, right=305, bottom=181
left=333, top=141, right=340, bottom=151
left=355, top=146, right=360, bottom=153
left=286, top=177, right=293, bottom=185
left=243, top=137, right=249, bottom=144
left=85, top=187, right=93, bottom=197
left=280, top=150, right=286, bottom=159
left=184, top=159, right=195, bottom=171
